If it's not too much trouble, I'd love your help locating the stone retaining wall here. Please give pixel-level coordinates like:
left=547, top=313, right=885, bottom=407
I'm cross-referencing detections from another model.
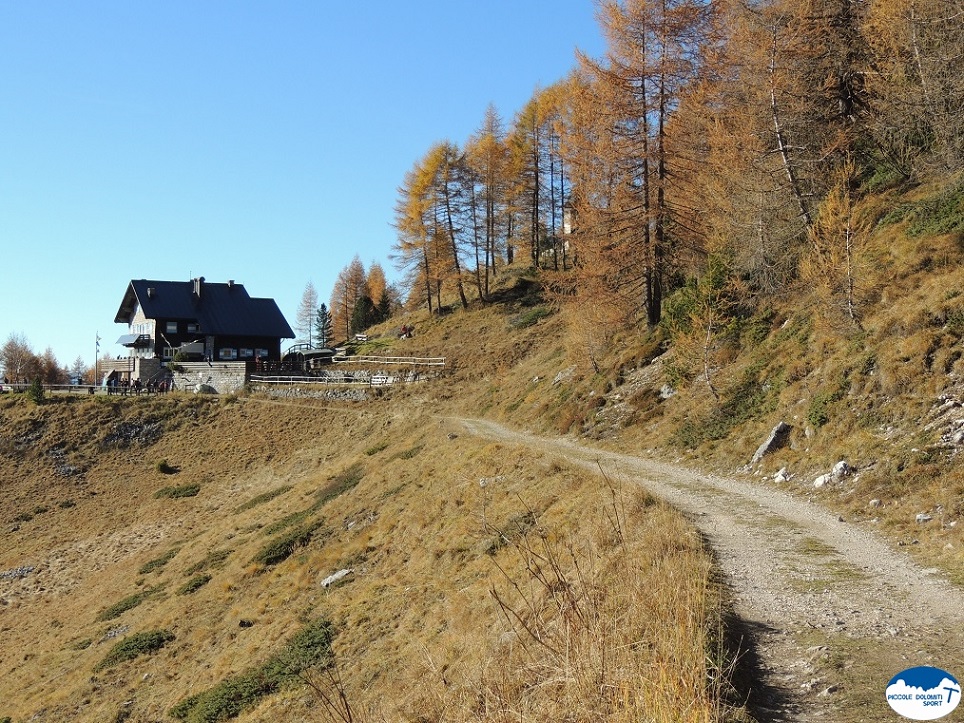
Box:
left=171, top=362, right=248, bottom=394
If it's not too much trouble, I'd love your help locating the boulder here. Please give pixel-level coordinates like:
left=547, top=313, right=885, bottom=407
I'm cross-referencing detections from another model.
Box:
left=813, top=473, right=832, bottom=489
left=750, top=421, right=792, bottom=466
left=831, top=460, right=854, bottom=481
left=321, top=569, right=354, bottom=589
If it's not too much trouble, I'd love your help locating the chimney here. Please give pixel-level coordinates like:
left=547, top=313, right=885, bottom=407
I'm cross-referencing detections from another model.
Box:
left=147, top=287, right=156, bottom=299
left=227, top=279, right=234, bottom=290
left=193, top=276, right=205, bottom=300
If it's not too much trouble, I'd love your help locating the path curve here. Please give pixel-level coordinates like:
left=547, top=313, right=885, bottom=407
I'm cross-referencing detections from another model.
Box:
left=456, top=417, right=964, bottom=722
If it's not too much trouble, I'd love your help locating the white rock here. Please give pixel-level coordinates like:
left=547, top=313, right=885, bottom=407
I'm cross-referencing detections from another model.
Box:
left=915, top=513, right=933, bottom=524
left=321, top=569, right=354, bottom=588
left=831, top=460, right=854, bottom=481
left=813, top=473, right=832, bottom=489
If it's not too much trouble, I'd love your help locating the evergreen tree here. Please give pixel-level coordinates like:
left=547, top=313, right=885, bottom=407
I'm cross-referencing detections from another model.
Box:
left=315, top=303, right=334, bottom=348
left=350, top=296, right=378, bottom=335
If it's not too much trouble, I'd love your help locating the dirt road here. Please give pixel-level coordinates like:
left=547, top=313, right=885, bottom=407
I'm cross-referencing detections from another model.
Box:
left=457, top=418, right=964, bottom=722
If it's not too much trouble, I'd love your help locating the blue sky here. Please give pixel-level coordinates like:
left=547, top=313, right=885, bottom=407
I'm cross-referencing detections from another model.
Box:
left=0, top=1, right=604, bottom=369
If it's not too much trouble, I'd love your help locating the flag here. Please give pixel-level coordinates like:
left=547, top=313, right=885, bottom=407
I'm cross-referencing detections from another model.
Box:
left=96, top=333, right=101, bottom=351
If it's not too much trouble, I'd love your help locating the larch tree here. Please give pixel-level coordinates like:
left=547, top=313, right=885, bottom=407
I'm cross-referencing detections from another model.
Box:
left=427, top=141, right=470, bottom=309
left=366, top=262, right=388, bottom=312
left=568, top=0, right=717, bottom=329
left=863, top=0, right=964, bottom=174
left=330, top=257, right=368, bottom=342
left=505, top=85, right=572, bottom=272
left=392, top=164, right=437, bottom=314
left=465, top=104, right=510, bottom=299
left=801, top=158, right=870, bottom=330
left=296, top=281, right=319, bottom=346
left=39, top=347, right=67, bottom=385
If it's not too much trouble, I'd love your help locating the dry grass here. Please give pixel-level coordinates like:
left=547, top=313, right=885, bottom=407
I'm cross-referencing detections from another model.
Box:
left=0, top=310, right=747, bottom=723
left=10, top=190, right=963, bottom=722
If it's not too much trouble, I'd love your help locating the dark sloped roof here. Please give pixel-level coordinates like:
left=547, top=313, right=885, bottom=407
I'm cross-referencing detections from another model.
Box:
left=114, top=279, right=294, bottom=339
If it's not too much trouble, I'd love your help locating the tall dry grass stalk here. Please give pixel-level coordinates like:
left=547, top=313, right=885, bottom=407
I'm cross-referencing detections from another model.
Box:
left=473, top=481, right=740, bottom=722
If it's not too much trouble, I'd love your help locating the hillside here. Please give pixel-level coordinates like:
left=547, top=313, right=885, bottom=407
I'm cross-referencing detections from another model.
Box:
left=0, top=303, right=746, bottom=723
left=3, top=179, right=964, bottom=721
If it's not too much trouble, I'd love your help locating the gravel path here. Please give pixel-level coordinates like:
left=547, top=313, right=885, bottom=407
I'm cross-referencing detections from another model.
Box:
left=457, top=417, right=964, bottom=722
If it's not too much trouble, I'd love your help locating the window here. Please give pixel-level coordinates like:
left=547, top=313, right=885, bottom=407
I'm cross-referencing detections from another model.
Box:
left=239, top=348, right=253, bottom=358
left=218, top=348, right=237, bottom=360
left=166, top=321, right=178, bottom=334
left=186, top=322, right=200, bottom=334
left=255, top=348, right=269, bottom=359
left=162, top=347, right=175, bottom=360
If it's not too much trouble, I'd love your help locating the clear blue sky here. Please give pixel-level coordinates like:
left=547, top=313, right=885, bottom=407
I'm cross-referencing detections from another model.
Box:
left=0, top=1, right=605, bottom=369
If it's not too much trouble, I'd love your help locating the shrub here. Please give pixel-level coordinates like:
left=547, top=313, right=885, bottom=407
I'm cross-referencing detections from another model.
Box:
left=94, top=629, right=174, bottom=671
left=315, top=462, right=365, bottom=504
left=511, top=305, right=554, bottom=329
left=234, top=485, right=293, bottom=513
left=96, top=588, right=158, bottom=621
left=364, top=440, right=389, bottom=456
left=139, top=548, right=179, bottom=575
left=155, top=459, right=178, bottom=474
left=153, top=483, right=201, bottom=499
left=262, top=509, right=312, bottom=536
left=395, top=445, right=423, bottom=461
left=184, top=549, right=231, bottom=576
left=169, top=619, right=334, bottom=722
left=27, top=378, right=44, bottom=405
left=177, top=574, right=212, bottom=595
left=251, top=523, right=322, bottom=566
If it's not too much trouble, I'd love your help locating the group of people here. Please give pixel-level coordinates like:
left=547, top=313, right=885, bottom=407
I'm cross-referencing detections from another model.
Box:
left=105, top=375, right=173, bottom=395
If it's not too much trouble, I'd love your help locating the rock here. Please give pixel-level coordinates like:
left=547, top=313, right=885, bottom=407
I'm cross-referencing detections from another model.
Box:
left=831, top=460, right=854, bottom=481
left=552, top=366, right=576, bottom=385
left=774, top=467, right=791, bottom=483
left=321, top=569, right=354, bottom=589
left=915, top=513, right=933, bottom=523
left=869, top=499, right=882, bottom=508
left=813, top=473, right=832, bottom=489
left=659, top=384, right=676, bottom=399
left=749, top=421, right=792, bottom=466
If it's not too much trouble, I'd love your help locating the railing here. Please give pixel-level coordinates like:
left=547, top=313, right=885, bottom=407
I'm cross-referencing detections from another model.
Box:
left=0, top=382, right=171, bottom=396
left=249, top=374, right=371, bottom=387
left=332, top=355, right=445, bottom=367
left=1, top=383, right=100, bottom=394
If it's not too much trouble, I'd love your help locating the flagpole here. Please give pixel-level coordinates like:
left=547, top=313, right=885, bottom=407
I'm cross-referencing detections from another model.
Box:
left=95, top=332, right=100, bottom=390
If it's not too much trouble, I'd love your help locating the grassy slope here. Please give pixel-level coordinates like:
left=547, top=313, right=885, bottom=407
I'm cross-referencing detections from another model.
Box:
left=0, top=298, right=747, bottom=722
left=1, top=179, right=961, bottom=722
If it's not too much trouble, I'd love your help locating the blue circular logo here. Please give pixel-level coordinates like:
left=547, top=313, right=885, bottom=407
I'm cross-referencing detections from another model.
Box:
left=886, top=666, right=960, bottom=720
